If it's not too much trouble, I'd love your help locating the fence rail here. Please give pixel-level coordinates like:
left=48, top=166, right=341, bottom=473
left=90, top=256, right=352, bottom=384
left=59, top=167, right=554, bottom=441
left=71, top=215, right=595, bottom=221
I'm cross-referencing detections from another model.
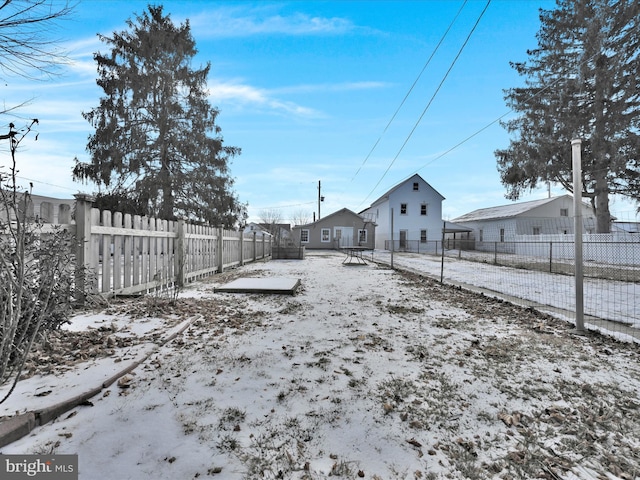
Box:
left=383, top=232, right=640, bottom=343
left=50, top=195, right=273, bottom=302
left=385, top=238, right=640, bottom=282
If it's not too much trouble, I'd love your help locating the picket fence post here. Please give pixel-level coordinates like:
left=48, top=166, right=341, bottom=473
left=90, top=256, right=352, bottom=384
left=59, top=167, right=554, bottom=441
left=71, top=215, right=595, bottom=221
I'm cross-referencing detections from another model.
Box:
left=73, top=193, right=95, bottom=305
left=176, top=220, right=186, bottom=288
left=253, top=231, right=257, bottom=261
left=217, top=226, right=224, bottom=273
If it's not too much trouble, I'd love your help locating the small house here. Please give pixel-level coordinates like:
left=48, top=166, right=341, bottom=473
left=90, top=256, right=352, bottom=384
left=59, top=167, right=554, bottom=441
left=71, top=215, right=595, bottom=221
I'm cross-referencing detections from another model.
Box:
left=292, top=208, right=375, bottom=249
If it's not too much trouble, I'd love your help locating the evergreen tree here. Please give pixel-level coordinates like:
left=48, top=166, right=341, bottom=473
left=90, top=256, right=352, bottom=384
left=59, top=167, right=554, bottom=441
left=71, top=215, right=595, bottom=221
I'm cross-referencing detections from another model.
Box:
left=73, top=5, right=246, bottom=227
left=495, top=0, right=640, bottom=232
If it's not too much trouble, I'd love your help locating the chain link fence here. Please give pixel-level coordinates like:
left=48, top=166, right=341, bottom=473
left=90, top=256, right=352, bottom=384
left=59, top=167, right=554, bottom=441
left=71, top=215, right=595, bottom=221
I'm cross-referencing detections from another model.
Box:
left=380, top=219, right=640, bottom=343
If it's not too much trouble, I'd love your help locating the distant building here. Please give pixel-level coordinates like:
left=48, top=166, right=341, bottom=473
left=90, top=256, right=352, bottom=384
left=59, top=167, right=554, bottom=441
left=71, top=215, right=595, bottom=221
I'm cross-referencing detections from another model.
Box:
left=0, top=193, right=75, bottom=223
left=360, top=173, right=444, bottom=251
left=451, top=195, right=597, bottom=252
left=292, top=208, right=375, bottom=249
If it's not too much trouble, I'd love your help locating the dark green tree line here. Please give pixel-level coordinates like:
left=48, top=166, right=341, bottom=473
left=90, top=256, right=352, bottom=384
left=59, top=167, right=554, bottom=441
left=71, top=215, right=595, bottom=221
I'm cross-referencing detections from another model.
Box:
left=73, top=5, right=246, bottom=227
left=496, top=0, right=640, bottom=232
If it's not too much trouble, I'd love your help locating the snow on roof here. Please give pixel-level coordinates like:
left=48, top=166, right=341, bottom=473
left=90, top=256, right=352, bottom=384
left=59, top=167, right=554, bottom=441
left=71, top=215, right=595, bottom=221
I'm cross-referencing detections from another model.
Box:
left=451, top=196, right=570, bottom=222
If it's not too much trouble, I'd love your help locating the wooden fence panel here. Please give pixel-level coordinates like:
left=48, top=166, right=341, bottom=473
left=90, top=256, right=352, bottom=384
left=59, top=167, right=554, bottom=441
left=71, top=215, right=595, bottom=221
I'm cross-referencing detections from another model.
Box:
left=61, top=196, right=272, bottom=302
left=113, top=212, right=123, bottom=292
left=123, top=214, right=132, bottom=289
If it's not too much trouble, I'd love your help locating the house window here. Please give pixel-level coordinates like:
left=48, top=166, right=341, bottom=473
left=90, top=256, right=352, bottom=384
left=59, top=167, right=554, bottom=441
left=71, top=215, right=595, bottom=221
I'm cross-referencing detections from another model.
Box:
left=321, top=228, right=330, bottom=242
left=500, top=228, right=505, bottom=242
left=420, top=230, right=427, bottom=243
left=533, top=227, right=541, bottom=235
left=420, top=204, right=428, bottom=216
left=413, top=182, right=419, bottom=191
left=300, top=229, right=309, bottom=243
left=358, top=229, right=367, bottom=244
left=479, top=229, right=483, bottom=242
left=400, top=203, right=407, bottom=215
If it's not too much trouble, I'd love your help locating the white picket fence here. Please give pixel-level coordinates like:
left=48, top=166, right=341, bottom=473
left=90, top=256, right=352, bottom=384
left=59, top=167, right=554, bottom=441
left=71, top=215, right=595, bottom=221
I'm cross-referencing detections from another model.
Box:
left=58, top=195, right=272, bottom=301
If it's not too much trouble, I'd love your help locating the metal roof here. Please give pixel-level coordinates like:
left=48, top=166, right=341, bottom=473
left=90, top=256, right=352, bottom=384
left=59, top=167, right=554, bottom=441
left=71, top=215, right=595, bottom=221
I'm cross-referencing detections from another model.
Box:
left=451, top=196, right=571, bottom=222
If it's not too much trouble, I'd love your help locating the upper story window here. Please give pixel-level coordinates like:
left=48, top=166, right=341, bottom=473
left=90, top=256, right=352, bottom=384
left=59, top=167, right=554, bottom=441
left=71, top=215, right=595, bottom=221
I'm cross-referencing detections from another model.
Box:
left=420, top=204, right=428, bottom=216
left=560, top=208, right=569, bottom=217
left=413, top=182, right=419, bottom=191
left=400, top=203, right=407, bottom=215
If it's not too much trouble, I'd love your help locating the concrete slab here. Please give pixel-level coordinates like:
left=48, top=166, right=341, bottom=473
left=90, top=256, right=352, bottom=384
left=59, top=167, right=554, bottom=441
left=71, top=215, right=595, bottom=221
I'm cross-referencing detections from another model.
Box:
left=214, top=277, right=301, bottom=295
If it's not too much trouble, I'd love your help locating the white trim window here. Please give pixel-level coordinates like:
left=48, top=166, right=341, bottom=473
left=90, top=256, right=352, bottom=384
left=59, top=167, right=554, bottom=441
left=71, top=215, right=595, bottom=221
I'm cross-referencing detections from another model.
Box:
left=400, top=203, right=407, bottom=215
left=300, top=229, right=310, bottom=243
left=321, top=228, right=330, bottom=243
left=358, top=229, right=367, bottom=244
left=420, top=204, right=428, bottom=216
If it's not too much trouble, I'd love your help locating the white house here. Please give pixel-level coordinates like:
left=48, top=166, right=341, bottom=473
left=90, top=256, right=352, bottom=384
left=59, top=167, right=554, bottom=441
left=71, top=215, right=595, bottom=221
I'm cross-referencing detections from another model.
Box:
left=450, top=195, right=597, bottom=252
left=360, top=174, right=444, bottom=251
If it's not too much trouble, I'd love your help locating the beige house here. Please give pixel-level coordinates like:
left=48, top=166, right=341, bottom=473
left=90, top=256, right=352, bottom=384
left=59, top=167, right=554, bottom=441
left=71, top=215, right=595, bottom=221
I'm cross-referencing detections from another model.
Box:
left=292, top=208, right=376, bottom=250
left=1, top=193, right=75, bottom=224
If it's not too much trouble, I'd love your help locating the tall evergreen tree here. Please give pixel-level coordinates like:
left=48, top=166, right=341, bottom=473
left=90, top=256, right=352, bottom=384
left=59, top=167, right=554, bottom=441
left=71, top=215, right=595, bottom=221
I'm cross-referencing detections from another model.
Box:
left=73, top=5, right=246, bottom=227
left=495, top=0, right=640, bottom=232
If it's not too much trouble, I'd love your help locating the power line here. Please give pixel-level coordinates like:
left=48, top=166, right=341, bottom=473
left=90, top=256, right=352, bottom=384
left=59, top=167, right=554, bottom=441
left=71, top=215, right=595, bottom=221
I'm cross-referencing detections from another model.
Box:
left=254, top=201, right=315, bottom=210
left=15, top=175, right=80, bottom=194
left=360, top=0, right=491, bottom=207
left=407, top=42, right=606, bottom=178
left=350, top=0, right=468, bottom=183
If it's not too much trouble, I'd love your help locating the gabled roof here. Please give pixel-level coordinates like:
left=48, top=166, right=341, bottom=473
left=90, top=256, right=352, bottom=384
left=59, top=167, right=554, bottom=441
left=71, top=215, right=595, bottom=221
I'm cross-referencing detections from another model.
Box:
left=443, top=221, right=472, bottom=233
left=293, top=208, right=364, bottom=228
left=368, top=173, right=445, bottom=208
left=451, top=195, right=573, bottom=222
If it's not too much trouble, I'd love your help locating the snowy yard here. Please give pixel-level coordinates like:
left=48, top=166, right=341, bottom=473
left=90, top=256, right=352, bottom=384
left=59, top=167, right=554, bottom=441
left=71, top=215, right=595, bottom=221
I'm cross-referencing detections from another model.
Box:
left=2, top=251, right=639, bottom=479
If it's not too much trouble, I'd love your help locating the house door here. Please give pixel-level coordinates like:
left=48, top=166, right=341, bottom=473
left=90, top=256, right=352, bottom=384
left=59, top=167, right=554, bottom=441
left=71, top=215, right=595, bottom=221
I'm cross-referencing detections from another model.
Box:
left=334, top=227, right=354, bottom=247
left=399, top=230, right=408, bottom=250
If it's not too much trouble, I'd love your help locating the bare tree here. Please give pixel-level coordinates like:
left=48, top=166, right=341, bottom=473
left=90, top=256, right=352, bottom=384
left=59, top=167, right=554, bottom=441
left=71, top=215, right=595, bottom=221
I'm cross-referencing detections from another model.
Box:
left=259, top=209, right=283, bottom=227
left=0, top=0, right=74, bottom=81
left=258, top=208, right=284, bottom=243
left=291, top=209, right=311, bottom=226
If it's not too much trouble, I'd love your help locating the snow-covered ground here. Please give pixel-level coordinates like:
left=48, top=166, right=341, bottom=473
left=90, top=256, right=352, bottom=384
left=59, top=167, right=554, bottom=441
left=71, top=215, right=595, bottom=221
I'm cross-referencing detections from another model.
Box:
left=374, top=250, right=640, bottom=334
left=2, top=251, right=639, bottom=479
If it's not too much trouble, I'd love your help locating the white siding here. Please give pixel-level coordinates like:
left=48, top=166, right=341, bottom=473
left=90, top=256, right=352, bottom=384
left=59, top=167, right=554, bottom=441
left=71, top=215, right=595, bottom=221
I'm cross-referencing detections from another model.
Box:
left=362, top=174, right=444, bottom=250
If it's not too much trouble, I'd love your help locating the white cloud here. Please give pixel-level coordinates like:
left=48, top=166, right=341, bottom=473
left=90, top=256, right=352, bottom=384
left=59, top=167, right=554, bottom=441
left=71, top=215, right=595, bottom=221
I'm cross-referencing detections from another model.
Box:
left=272, top=81, right=390, bottom=95
left=190, top=6, right=359, bottom=38
left=207, top=80, right=322, bottom=118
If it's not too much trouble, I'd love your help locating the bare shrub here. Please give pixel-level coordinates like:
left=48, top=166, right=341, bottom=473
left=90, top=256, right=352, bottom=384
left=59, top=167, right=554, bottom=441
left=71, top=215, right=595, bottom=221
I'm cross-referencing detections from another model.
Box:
left=0, top=121, right=74, bottom=403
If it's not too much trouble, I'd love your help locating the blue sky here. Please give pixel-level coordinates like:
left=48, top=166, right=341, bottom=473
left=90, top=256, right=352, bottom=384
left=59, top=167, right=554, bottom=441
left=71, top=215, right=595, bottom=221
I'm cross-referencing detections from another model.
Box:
left=2, top=0, right=637, bottom=223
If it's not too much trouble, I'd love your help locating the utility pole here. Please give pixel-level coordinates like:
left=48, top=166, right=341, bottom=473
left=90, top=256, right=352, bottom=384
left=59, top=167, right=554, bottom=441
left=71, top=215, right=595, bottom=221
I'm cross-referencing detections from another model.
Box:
left=317, top=180, right=324, bottom=220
